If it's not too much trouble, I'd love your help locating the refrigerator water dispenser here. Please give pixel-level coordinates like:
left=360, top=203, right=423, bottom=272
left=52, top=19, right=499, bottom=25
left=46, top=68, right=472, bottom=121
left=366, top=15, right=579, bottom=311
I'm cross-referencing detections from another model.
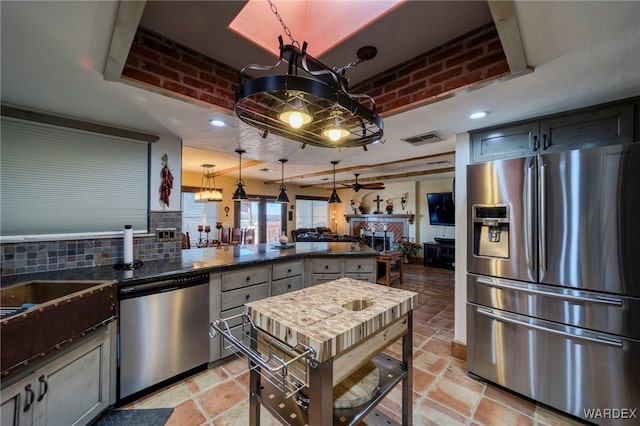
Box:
left=473, top=205, right=509, bottom=259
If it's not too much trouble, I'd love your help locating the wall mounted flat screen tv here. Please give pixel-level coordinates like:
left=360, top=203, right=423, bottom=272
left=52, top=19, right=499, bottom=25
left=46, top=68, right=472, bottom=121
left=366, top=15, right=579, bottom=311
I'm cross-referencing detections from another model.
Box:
left=427, top=192, right=455, bottom=226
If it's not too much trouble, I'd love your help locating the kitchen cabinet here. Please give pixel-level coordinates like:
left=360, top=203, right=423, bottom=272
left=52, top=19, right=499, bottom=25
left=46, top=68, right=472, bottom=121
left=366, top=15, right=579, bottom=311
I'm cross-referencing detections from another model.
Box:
left=306, top=257, right=375, bottom=286
left=423, top=242, right=455, bottom=269
left=1, top=323, right=114, bottom=426
left=211, top=266, right=270, bottom=362
left=471, top=100, right=635, bottom=163
left=271, top=261, right=303, bottom=296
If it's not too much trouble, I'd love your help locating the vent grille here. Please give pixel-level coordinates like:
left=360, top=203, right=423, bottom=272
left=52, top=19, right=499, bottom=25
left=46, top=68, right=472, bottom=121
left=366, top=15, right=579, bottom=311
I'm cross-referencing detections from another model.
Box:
left=401, top=131, right=446, bottom=146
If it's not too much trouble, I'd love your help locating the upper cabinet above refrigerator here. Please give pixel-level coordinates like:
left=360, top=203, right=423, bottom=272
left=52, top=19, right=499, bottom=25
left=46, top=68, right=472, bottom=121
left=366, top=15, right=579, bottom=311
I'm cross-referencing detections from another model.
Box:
left=471, top=99, right=636, bottom=163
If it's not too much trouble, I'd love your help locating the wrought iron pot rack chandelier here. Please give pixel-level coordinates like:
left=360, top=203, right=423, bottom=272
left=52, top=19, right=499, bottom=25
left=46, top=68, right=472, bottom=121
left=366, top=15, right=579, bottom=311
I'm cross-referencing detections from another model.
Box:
left=234, top=2, right=383, bottom=150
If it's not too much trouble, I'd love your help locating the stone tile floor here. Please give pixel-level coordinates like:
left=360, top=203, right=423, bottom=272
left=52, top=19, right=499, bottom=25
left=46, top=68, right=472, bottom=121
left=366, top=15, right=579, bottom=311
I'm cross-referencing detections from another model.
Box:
left=121, top=264, right=588, bottom=425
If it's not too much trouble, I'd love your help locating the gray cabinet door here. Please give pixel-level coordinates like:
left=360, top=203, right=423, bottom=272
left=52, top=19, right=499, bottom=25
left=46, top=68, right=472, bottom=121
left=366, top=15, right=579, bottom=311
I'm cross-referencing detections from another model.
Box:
left=471, top=122, right=538, bottom=163
left=539, top=103, right=634, bottom=153
left=1, top=374, right=35, bottom=426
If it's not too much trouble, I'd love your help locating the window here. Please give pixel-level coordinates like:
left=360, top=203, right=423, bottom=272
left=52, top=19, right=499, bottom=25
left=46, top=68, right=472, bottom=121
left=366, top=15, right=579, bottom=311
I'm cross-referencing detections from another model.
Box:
left=0, top=116, right=149, bottom=239
left=182, top=193, right=219, bottom=247
left=295, top=197, right=329, bottom=229
left=236, top=197, right=285, bottom=243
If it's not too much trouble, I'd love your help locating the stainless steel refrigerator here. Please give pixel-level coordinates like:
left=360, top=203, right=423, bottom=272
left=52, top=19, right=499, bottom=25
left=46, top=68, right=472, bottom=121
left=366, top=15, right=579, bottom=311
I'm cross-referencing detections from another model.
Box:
left=466, top=142, right=640, bottom=425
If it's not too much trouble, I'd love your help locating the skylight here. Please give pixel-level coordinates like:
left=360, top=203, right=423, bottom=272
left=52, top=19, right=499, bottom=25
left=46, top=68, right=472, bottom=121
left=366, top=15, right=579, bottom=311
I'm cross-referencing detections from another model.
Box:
left=229, top=0, right=404, bottom=57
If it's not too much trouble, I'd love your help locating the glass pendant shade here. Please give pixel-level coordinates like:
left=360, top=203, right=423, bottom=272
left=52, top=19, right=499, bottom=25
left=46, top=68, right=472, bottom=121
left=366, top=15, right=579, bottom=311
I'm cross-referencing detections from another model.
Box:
left=195, top=164, right=223, bottom=202
left=278, top=96, right=312, bottom=129
left=232, top=149, right=249, bottom=200
left=322, top=113, right=350, bottom=142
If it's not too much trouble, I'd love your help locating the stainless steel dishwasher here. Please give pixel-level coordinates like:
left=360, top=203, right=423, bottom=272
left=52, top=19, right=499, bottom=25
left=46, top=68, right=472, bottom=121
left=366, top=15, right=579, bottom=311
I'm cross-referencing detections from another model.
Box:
left=118, top=272, right=210, bottom=401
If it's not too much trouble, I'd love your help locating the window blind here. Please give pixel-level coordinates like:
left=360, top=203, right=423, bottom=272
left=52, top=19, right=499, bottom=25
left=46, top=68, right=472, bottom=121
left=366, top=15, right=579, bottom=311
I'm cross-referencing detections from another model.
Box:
left=1, top=116, right=149, bottom=238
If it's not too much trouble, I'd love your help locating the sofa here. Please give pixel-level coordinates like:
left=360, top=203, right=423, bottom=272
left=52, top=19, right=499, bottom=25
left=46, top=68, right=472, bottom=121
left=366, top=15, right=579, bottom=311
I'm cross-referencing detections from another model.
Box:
left=291, top=227, right=361, bottom=243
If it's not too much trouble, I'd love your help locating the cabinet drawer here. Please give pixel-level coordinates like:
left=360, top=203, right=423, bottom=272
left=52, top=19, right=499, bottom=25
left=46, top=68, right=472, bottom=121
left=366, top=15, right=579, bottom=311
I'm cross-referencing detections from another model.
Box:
left=311, top=259, right=342, bottom=274
left=221, top=282, right=269, bottom=311
left=272, top=276, right=303, bottom=296
left=311, top=274, right=341, bottom=286
left=344, top=273, right=375, bottom=283
left=344, top=259, right=374, bottom=273
left=220, top=306, right=245, bottom=328
left=221, top=267, right=269, bottom=291
left=220, top=323, right=247, bottom=359
left=272, top=261, right=303, bottom=281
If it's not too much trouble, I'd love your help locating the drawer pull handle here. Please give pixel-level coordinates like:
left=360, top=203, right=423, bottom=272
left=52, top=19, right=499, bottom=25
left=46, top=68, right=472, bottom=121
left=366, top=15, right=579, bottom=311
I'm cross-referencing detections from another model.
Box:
left=287, top=269, right=292, bottom=273
left=325, top=265, right=329, bottom=269
left=246, top=277, right=250, bottom=281
left=358, top=265, right=361, bottom=269
left=245, top=295, right=250, bottom=300
left=287, top=284, right=291, bottom=289
left=37, top=375, right=48, bottom=401
left=24, top=384, right=35, bottom=412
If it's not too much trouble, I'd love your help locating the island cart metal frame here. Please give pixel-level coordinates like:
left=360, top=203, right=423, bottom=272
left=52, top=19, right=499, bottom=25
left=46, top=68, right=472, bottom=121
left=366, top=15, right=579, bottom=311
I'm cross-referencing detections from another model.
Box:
left=211, top=311, right=413, bottom=426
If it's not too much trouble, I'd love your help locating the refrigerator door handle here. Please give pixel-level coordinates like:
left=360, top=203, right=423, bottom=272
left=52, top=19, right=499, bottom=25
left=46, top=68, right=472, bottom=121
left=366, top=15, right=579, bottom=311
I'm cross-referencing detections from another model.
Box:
left=539, top=159, right=547, bottom=272
left=475, top=306, right=623, bottom=347
left=525, top=157, right=536, bottom=271
left=476, top=277, right=623, bottom=306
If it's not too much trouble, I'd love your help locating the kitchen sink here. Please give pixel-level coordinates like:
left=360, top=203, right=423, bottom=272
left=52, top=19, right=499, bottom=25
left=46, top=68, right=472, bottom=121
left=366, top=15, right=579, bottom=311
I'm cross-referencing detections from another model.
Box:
left=0, top=280, right=118, bottom=378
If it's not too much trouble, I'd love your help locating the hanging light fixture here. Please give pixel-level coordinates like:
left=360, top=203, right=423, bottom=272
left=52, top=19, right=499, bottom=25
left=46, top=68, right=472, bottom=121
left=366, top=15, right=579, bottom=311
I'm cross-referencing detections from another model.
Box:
left=234, top=1, right=383, bottom=150
left=328, top=160, right=341, bottom=204
left=195, top=164, right=223, bottom=202
left=232, top=149, right=248, bottom=200
left=275, top=159, right=290, bottom=203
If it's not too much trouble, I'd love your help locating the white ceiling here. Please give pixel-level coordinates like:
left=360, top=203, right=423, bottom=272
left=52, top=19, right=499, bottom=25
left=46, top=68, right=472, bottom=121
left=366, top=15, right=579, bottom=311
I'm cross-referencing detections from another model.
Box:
left=1, top=1, right=639, bottom=187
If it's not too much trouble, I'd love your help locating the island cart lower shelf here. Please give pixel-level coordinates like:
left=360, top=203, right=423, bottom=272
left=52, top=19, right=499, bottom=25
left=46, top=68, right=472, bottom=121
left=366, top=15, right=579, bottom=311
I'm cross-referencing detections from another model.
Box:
left=211, top=277, right=417, bottom=426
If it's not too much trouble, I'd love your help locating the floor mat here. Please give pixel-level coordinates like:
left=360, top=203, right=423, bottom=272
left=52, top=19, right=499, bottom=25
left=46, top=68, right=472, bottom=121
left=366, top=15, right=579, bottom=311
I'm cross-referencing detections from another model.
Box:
left=93, top=408, right=174, bottom=426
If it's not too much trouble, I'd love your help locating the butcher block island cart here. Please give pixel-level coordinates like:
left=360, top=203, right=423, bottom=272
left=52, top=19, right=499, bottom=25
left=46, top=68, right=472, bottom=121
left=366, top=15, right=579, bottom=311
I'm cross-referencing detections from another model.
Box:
left=211, top=277, right=418, bottom=426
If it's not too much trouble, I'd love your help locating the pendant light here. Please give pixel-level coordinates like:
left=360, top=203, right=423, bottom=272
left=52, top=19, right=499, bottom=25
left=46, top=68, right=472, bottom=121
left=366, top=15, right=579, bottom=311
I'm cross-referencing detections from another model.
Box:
left=232, top=149, right=248, bottom=200
left=275, top=159, right=289, bottom=203
left=195, top=164, right=223, bottom=202
left=234, top=4, right=383, bottom=150
left=328, top=160, right=341, bottom=204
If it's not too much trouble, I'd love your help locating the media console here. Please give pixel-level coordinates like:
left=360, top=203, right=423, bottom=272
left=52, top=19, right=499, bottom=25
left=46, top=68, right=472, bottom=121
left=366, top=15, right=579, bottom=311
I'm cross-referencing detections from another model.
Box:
left=423, top=241, right=455, bottom=269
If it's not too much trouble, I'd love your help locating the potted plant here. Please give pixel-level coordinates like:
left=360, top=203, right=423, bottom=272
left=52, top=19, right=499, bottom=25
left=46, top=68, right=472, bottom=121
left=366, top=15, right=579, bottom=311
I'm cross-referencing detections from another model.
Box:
left=392, top=238, right=422, bottom=263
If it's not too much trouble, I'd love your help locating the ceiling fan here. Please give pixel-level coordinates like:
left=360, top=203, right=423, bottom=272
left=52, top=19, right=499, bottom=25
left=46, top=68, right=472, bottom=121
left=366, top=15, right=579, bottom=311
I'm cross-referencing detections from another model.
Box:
left=341, top=174, right=385, bottom=192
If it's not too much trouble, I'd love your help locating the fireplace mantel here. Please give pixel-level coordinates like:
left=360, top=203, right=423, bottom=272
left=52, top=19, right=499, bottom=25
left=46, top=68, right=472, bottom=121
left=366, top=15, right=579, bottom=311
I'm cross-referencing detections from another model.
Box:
left=344, top=214, right=415, bottom=225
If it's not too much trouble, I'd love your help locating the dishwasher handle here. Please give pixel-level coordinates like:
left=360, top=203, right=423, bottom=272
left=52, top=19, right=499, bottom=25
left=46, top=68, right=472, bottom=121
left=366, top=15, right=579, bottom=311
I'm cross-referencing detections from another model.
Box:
left=119, top=273, right=209, bottom=299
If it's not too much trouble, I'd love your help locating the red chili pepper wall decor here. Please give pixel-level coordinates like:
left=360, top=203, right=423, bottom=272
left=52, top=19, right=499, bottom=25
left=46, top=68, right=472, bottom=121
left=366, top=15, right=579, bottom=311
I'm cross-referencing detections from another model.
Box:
left=160, top=153, right=174, bottom=207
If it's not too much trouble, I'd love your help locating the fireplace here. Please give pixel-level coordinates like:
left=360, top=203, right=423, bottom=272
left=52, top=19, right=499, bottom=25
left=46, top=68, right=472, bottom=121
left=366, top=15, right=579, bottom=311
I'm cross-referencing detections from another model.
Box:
left=346, top=214, right=414, bottom=244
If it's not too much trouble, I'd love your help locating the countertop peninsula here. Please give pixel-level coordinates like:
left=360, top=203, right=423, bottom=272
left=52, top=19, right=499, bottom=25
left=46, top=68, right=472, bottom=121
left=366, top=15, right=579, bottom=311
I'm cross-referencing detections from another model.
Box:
left=1, top=242, right=377, bottom=286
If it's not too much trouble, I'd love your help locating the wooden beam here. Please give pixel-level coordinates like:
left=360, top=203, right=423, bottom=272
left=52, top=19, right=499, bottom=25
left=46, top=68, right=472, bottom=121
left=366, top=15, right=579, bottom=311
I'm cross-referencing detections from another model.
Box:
left=262, top=151, right=456, bottom=184
left=488, top=0, right=532, bottom=75
left=104, top=1, right=147, bottom=82
left=301, top=167, right=456, bottom=188
left=210, top=160, right=263, bottom=177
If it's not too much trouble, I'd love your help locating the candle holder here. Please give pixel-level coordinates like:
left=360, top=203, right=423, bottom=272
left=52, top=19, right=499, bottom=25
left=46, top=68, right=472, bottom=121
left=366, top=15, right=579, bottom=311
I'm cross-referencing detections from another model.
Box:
left=204, top=225, right=211, bottom=246
left=196, top=225, right=206, bottom=248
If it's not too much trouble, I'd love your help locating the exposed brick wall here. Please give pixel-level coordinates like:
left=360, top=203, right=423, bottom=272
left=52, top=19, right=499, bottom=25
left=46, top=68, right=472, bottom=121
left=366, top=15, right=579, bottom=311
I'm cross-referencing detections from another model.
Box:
left=122, top=22, right=508, bottom=116
left=351, top=22, right=509, bottom=115
left=122, top=27, right=239, bottom=110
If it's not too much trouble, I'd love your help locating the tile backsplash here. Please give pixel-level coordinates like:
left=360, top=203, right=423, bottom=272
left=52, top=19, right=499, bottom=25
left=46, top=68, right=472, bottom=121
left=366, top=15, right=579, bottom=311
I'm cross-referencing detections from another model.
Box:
left=0, top=211, right=182, bottom=277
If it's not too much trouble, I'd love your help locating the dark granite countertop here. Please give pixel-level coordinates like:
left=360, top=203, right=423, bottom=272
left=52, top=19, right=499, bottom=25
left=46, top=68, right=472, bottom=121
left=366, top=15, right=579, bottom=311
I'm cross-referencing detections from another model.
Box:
left=1, top=242, right=377, bottom=286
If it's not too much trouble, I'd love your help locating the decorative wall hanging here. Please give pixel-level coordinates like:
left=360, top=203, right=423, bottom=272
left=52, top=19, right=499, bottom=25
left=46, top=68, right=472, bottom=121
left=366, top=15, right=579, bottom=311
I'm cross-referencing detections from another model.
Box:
left=159, top=153, right=173, bottom=207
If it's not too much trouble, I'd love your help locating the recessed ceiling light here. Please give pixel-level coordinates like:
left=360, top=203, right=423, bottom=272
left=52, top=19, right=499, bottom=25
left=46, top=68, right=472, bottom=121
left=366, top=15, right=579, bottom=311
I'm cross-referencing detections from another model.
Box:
left=469, top=111, right=488, bottom=119
left=209, top=119, right=226, bottom=127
